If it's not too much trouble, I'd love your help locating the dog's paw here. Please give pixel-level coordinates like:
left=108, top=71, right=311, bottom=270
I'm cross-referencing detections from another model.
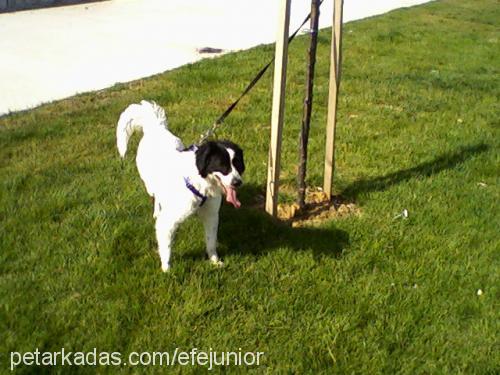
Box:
left=209, top=256, right=224, bottom=268
left=161, top=263, right=170, bottom=272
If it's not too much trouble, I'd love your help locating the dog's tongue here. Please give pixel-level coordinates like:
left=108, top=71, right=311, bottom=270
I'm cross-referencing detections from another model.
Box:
left=225, top=186, right=241, bottom=208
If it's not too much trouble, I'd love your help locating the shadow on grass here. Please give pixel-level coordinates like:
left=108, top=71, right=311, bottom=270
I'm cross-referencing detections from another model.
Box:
left=341, top=143, right=489, bottom=199
left=215, top=185, right=349, bottom=260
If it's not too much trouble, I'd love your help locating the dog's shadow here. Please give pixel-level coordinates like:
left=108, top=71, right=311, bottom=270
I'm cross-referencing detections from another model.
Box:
left=210, top=184, right=349, bottom=260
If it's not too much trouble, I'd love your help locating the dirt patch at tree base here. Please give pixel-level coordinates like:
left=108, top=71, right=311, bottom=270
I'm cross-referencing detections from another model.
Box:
left=277, top=189, right=360, bottom=227
left=251, top=187, right=360, bottom=227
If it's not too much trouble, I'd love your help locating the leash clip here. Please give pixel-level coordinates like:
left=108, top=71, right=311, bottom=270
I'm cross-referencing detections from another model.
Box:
left=199, top=122, right=219, bottom=143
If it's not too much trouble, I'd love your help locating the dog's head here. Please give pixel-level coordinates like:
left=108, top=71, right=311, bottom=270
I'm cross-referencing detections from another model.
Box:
left=195, top=141, right=245, bottom=208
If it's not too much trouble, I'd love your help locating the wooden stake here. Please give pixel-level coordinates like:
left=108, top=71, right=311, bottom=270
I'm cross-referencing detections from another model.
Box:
left=266, top=0, right=291, bottom=217
left=323, top=0, right=343, bottom=199
left=298, top=0, right=320, bottom=209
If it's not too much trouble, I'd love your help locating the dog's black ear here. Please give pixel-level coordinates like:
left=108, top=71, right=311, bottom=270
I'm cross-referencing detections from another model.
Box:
left=195, top=142, right=216, bottom=178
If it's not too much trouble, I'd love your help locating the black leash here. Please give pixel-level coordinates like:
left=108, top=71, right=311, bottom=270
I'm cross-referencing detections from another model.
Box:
left=199, top=0, right=324, bottom=143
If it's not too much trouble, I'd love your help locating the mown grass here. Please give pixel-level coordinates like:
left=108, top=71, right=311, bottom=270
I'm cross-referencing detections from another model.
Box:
left=1, top=0, right=498, bottom=373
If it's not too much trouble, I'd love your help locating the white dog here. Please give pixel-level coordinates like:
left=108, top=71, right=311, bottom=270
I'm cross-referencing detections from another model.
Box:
left=116, top=101, right=245, bottom=271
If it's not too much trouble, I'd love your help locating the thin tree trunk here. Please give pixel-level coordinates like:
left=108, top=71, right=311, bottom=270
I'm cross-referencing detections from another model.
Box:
left=298, top=0, right=320, bottom=209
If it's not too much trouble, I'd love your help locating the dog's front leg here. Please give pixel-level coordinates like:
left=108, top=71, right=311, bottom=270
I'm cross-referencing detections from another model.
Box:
left=198, top=195, right=223, bottom=267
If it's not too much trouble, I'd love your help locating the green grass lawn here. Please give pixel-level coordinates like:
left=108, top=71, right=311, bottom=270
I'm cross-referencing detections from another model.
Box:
left=1, top=0, right=498, bottom=373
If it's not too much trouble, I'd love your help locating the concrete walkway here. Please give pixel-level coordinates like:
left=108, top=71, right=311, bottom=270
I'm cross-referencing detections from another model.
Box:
left=0, top=0, right=431, bottom=115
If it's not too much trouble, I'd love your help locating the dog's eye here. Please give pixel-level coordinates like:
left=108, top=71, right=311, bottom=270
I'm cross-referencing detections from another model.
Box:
left=219, top=168, right=231, bottom=175
left=215, top=162, right=231, bottom=176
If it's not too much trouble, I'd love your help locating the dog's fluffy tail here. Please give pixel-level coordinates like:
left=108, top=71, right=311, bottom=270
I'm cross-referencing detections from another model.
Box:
left=116, top=100, right=169, bottom=157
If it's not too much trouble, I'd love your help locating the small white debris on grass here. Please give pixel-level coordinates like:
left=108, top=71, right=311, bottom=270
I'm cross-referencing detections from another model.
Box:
left=394, top=209, right=409, bottom=219
left=477, top=182, right=487, bottom=187
left=477, top=289, right=483, bottom=296
left=457, top=118, right=464, bottom=124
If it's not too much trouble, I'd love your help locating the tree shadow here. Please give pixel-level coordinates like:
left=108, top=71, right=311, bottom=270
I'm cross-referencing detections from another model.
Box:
left=341, top=143, right=489, bottom=199
left=213, top=143, right=488, bottom=260
left=216, top=188, right=349, bottom=260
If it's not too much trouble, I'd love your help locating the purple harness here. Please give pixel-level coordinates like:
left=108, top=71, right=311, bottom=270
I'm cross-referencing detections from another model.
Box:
left=181, top=145, right=207, bottom=206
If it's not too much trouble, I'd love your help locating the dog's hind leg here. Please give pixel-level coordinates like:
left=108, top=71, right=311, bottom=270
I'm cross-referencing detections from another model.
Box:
left=197, top=195, right=223, bottom=267
left=155, top=212, right=182, bottom=272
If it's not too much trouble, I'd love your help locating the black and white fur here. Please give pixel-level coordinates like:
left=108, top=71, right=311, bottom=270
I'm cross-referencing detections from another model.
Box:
left=116, top=101, right=245, bottom=271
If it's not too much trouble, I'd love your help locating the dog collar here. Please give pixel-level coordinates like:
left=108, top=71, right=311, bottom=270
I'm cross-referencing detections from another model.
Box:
left=184, top=177, right=207, bottom=207
left=182, top=144, right=198, bottom=152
